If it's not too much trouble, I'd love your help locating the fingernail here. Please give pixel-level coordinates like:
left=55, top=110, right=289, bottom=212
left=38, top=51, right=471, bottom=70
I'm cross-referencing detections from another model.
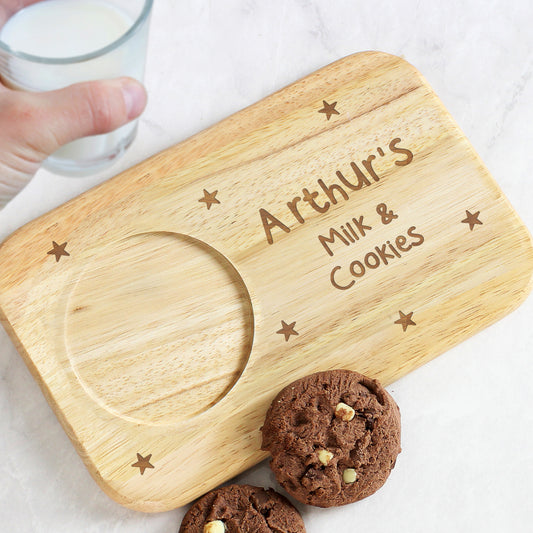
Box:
left=121, top=78, right=147, bottom=120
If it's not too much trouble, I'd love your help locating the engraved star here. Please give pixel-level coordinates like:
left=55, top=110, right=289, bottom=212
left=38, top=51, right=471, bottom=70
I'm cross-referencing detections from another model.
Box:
left=461, top=210, right=483, bottom=231
left=47, top=241, right=70, bottom=262
left=318, top=100, right=340, bottom=120
left=276, top=320, right=299, bottom=342
left=199, top=189, right=220, bottom=210
left=131, top=453, right=154, bottom=475
left=394, top=311, right=416, bottom=332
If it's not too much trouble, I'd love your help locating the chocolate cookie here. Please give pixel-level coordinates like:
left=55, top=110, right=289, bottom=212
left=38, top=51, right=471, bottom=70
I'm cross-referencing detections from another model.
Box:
left=261, top=370, right=401, bottom=507
left=179, top=484, right=306, bottom=533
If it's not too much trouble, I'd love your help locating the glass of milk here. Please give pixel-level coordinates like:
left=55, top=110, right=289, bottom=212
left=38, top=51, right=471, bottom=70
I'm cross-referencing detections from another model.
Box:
left=0, top=0, right=153, bottom=176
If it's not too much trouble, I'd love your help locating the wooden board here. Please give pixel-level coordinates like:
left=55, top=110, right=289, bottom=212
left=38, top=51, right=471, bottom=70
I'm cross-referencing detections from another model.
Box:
left=0, top=51, right=532, bottom=512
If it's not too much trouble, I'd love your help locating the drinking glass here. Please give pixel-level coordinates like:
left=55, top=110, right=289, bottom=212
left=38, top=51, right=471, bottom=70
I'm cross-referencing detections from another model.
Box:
left=0, top=0, right=153, bottom=176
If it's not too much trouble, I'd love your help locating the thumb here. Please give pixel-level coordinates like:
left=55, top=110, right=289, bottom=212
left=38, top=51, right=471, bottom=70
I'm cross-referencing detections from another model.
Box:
left=21, top=77, right=147, bottom=155
left=0, top=77, right=146, bottom=208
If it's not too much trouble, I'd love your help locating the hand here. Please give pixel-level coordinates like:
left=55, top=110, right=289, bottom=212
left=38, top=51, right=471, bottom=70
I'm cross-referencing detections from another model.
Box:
left=0, top=77, right=147, bottom=208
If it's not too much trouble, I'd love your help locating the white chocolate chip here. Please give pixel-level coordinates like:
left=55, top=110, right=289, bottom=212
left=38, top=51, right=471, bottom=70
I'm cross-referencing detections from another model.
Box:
left=317, top=449, right=334, bottom=466
left=343, top=468, right=357, bottom=484
left=335, top=402, right=355, bottom=422
left=204, top=521, right=225, bottom=533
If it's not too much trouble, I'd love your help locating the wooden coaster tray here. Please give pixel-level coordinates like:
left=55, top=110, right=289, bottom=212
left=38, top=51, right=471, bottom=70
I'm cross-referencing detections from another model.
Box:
left=0, top=52, right=532, bottom=512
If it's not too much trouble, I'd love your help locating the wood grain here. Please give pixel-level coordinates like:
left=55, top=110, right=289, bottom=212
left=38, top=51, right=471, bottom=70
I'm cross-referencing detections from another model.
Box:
left=0, top=51, right=532, bottom=512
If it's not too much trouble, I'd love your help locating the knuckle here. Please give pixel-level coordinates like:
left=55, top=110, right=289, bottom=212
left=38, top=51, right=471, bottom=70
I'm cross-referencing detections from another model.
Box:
left=81, top=81, right=123, bottom=134
left=1, top=93, right=29, bottom=122
left=0, top=93, right=42, bottom=141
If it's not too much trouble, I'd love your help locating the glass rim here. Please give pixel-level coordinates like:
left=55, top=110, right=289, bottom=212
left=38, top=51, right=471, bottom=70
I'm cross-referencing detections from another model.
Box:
left=0, top=0, right=153, bottom=64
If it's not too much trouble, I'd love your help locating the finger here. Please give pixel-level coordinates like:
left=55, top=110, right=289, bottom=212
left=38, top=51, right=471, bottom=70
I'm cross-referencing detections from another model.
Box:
left=13, top=77, right=147, bottom=155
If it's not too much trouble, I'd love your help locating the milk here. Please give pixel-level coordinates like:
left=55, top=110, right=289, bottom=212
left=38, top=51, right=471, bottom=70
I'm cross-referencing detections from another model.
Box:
left=0, top=0, right=148, bottom=174
left=0, top=0, right=132, bottom=59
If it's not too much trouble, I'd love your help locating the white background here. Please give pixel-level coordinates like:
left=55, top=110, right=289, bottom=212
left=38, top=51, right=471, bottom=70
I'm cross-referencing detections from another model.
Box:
left=1, top=1, right=532, bottom=532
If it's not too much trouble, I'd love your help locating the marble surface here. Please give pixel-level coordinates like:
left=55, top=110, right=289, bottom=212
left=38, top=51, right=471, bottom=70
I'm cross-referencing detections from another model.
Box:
left=1, top=0, right=533, bottom=531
